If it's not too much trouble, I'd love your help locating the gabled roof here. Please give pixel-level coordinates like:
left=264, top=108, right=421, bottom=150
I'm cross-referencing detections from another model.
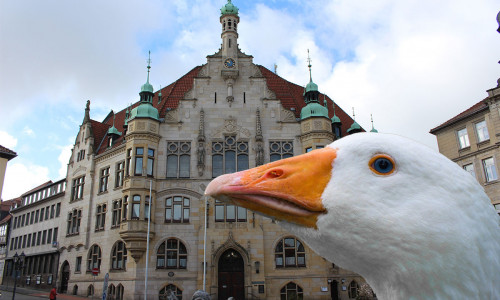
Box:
left=0, top=145, right=17, bottom=160
left=430, top=99, right=489, bottom=134
left=92, top=64, right=361, bottom=155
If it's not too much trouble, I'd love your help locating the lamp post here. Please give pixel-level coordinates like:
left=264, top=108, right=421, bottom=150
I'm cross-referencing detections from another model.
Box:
left=12, top=251, right=25, bottom=300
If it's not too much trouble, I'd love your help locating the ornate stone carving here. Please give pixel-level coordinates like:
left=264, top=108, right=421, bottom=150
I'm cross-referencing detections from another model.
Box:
left=226, top=95, right=234, bottom=106
left=314, top=120, right=322, bottom=129
left=137, top=122, right=146, bottom=130
left=251, top=66, right=264, bottom=78
left=264, top=88, right=276, bottom=99
left=72, top=165, right=87, bottom=176
left=210, top=117, right=251, bottom=138
left=281, top=109, right=297, bottom=123
left=197, top=109, right=206, bottom=176
left=198, top=64, right=209, bottom=77
left=164, top=109, right=179, bottom=123
left=255, top=108, right=264, bottom=166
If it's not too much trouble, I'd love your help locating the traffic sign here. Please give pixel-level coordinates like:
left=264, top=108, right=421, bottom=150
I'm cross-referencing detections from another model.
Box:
left=92, top=268, right=99, bottom=276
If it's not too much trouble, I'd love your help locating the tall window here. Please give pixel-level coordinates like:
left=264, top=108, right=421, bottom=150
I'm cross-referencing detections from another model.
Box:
left=122, top=196, right=128, bottom=221
left=457, top=128, right=470, bottom=149
left=270, top=140, right=294, bottom=162
left=75, top=256, right=82, bottom=272
left=99, top=167, right=110, bottom=193
left=212, top=136, right=249, bottom=177
left=125, top=149, right=132, bottom=177
left=215, top=200, right=246, bottom=223
left=67, top=209, right=82, bottom=236
left=275, top=237, right=306, bottom=268
left=159, top=284, right=182, bottom=300
left=475, top=120, right=489, bottom=143
left=135, top=148, right=144, bottom=175
left=71, top=176, right=85, bottom=201
left=87, top=244, right=102, bottom=271
left=165, top=196, right=190, bottom=223
left=156, top=239, right=187, bottom=269
left=463, top=163, right=476, bottom=179
left=95, top=204, right=106, bottom=231
left=112, top=200, right=122, bottom=228
left=167, top=141, right=191, bottom=178
left=147, top=148, right=155, bottom=176
left=348, top=280, right=360, bottom=299
left=132, top=195, right=141, bottom=219
left=145, top=196, right=150, bottom=221
left=280, top=282, right=303, bottom=300
left=111, top=241, right=127, bottom=270
left=115, top=162, right=124, bottom=188
left=482, top=157, right=498, bottom=182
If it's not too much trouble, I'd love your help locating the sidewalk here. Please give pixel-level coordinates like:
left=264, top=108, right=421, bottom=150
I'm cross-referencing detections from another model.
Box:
left=1, top=285, right=88, bottom=299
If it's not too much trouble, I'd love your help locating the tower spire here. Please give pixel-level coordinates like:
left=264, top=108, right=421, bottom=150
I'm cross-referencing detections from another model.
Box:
left=307, top=49, right=313, bottom=82
left=146, top=51, right=151, bottom=84
left=370, top=114, right=378, bottom=133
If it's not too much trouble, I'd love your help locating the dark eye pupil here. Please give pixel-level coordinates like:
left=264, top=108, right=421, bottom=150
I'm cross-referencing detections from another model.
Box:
left=374, top=158, right=393, bottom=173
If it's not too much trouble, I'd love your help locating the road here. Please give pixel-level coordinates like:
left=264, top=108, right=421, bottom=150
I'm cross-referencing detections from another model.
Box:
left=0, top=290, right=48, bottom=300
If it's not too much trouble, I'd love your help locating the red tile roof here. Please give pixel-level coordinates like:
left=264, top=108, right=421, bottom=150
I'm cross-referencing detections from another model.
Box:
left=93, top=64, right=361, bottom=154
left=0, top=214, right=12, bottom=225
left=258, top=65, right=361, bottom=136
left=429, top=98, right=489, bottom=134
left=0, top=145, right=17, bottom=160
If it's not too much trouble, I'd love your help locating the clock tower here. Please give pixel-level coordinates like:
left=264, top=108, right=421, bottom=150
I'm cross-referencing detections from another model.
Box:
left=220, top=0, right=239, bottom=104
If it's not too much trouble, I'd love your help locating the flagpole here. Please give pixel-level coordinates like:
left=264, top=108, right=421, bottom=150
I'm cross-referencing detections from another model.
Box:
left=145, top=179, right=152, bottom=299
left=203, top=196, right=207, bottom=291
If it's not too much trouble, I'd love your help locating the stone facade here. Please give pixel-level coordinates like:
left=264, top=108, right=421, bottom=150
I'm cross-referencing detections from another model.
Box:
left=430, top=80, right=500, bottom=214
left=9, top=2, right=373, bottom=300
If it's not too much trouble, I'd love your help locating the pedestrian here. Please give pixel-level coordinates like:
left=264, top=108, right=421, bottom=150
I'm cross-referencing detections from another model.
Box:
left=49, top=287, right=57, bottom=300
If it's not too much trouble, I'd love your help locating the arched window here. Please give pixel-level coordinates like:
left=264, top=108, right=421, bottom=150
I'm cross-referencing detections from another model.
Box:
left=87, top=284, right=94, bottom=297
left=275, top=237, right=306, bottom=268
left=87, top=244, right=101, bottom=271
left=212, top=136, right=249, bottom=177
left=108, top=284, right=115, bottom=299
left=348, top=280, right=360, bottom=299
left=159, top=284, right=182, bottom=300
left=269, top=141, right=294, bottom=162
left=280, top=282, right=303, bottom=300
left=116, top=284, right=124, bottom=300
left=111, top=241, right=127, bottom=270
left=72, top=285, right=78, bottom=295
left=167, top=141, right=191, bottom=178
left=157, top=239, right=187, bottom=269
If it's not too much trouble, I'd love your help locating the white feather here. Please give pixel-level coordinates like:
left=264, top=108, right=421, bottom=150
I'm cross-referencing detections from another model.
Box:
left=281, top=133, right=500, bottom=300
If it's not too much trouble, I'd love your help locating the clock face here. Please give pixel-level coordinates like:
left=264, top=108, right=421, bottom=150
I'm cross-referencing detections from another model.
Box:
left=224, top=58, right=236, bottom=68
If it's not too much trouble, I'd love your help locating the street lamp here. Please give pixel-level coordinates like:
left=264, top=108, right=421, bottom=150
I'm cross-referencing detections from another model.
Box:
left=12, top=251, right=25, bottom=300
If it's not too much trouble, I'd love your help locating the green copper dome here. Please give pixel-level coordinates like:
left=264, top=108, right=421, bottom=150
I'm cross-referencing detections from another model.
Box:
left=141, top=81, right=154, bottom=93
left=331, top=114, right=341, bottom=124
left=347, top=121, right=361, bottom=133
left=305, top=80, right=318, bottom=93
left=370, top=127, right=378, bottom=133
left=221, top=0, right=239, bottom=15
left=107, top=125, right=122, bottom=136
left=301, top=102, right=329, bottom=120
left=129, top=103, right=159, bottom=121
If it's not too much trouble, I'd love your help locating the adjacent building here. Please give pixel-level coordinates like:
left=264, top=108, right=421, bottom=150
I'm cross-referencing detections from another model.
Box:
left=0, top=145, right=17, bottom=201
left=2, top=180, right=65, bottom=290
left=430, top=79, right=500, bottom=214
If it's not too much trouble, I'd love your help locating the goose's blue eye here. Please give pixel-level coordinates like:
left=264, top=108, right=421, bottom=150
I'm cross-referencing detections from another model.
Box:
left=369, top=155, right=396, bottom=175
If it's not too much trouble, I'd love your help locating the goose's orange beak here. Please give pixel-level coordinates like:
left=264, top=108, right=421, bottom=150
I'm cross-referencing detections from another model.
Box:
left=205, top=147, right=337, bottom=228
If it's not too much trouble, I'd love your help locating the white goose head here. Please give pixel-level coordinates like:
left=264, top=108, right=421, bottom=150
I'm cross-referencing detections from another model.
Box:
left=206, top=133, right=500, bottom=299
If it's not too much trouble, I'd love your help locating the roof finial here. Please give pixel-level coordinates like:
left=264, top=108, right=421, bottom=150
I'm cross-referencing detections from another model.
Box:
left=307, top=49, right=313, bottom=82
left=370, top=114, right=378, bottom=133
left=146, top=51, right=151, bottom=84
left=352, top=107, right=356, bottom=120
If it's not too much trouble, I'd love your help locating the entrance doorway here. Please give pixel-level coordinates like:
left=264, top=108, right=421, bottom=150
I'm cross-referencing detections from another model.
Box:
left=330, top=280, right=339, bottom=300
left=218, top=249, right=244, bottom=300
left=60, top=261, right=70, bottom=293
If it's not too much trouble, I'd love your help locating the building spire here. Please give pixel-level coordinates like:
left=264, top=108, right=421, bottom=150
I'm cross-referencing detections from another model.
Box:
left=307, top=49, right=313, bottom=83
left=370, top=114, right=378, bottom=133
left=83, top=100, right=91, bottom=124
left=146, top=51, right=151, bottom=84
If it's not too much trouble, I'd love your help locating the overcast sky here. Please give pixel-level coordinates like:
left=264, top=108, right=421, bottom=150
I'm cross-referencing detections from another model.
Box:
left=1, top=0, right=499, bottom=200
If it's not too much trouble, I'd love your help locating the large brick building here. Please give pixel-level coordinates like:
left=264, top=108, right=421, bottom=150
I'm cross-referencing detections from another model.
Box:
left=4, top=1, right=373, bottom=299
left=430, top=79, right=500, bottom=214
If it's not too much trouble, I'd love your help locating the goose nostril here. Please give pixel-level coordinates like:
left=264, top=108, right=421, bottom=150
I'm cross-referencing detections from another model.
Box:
left=267, top=169, right=283, bottom=178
